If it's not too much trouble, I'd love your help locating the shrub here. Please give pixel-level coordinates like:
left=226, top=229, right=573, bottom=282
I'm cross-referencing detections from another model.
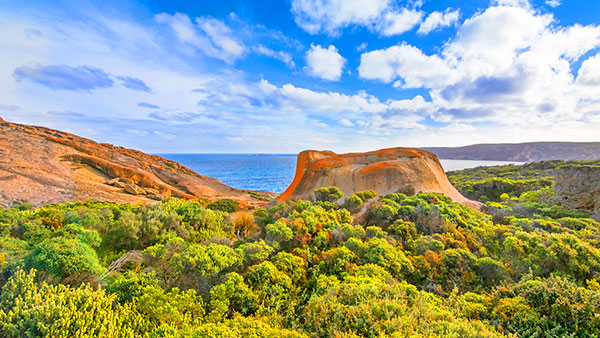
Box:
left=191, top=316, right=307, bottom=338
left=489, top=275, right=600, bottom=337
left=355, top=190, right=377, bottom=202
left=135, top=285, right=205, bottom=329
left=208, top=273, right=258, bottom=321
left=207, top=199, right=239, bottom=213
left=24, top=237, right=103, bottom=283
left=342, top=194, right=363, bottom=212
left=206, top=198, right=240, bottom=213
left=266, top=220, right=293, bottom=242
left=314, top=187, right=344, bottom=203
left=107, top=271, right=160, bottom=303
left=237, top=240, right=274, bottom=266
left=0, top=269, right=146, bottom=337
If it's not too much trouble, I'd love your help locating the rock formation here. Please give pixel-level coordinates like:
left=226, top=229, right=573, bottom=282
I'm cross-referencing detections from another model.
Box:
left=277, top=148, right=481, bottom=209
left=0, top=117, right=270, bottom=208
left=553, top=165, right=600, bottom=213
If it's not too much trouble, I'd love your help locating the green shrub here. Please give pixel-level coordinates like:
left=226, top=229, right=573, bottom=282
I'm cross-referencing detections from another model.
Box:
left=342, top=194, right=363, bottom=212
left=0, top=269, right=147, bottom=337
left=24, top=237, right=103, bottom=283
left=355, top=190, right=377, bottom=202
left=207, top=199, right=239, bottom=213
left=314, top=187, right=344, bottom=203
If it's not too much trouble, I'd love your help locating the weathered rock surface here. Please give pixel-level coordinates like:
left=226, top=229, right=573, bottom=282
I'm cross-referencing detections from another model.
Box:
left=553, top=165, right=600, bottom=213
left=277, top=148, right=481, bottom=209
left=0, top=117, right=270, bottom=208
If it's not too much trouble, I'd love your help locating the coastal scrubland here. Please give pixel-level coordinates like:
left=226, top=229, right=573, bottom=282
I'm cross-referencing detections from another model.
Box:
left=1, top=160, right=600, bottom=337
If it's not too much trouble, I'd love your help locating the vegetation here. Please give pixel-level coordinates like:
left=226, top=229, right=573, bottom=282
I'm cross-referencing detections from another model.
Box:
left=447, top=159, right=600, bottom=202
left=1, top=161, right=600, bottom=337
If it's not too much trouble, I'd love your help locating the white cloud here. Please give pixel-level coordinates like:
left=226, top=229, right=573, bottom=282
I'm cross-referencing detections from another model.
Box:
left=196, top=17, right=245, bottom=58
left=545, top=0, right=561, bottom=7
left=577, top=53, right=600, bottom=86
left=359, top=3, right=600, bottom=131
left=276, top=83, right=387, bottom=113
left=377, top=8, right=423, bottom=36
left=290, top=0, right=421, bottom=36
left=291, top=0, right=390, bottom=35
left=358, top=44, right=455, bottom=88
left=3, top=1, right=600, bottom=154
left=254, top=79, right=432, bottom=133
left=417, top=9, right=460, bottom=35
left=340, top=118, right=353, bottom=126
left=155, top=13, right=245, bottom=64
left=304, top=44, right=346, bottom=81
left=492, top=0, right=531, bottom=8
left=356, top=42, right=368, bottom=52
left=254, top=45, right=295, bottom=68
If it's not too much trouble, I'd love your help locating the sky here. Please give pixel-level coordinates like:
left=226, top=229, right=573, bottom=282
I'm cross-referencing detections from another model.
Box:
left=1, top=0, right=600, bottom=153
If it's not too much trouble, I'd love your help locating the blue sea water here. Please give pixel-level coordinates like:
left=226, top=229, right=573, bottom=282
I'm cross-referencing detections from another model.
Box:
left=158, top=154, right=297, bottom=193
left=157, top=154, right=523, bottom=193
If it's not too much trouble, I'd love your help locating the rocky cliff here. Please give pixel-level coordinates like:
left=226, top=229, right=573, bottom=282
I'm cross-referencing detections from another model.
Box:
left=0, top=117, right=268, bottom=208
left=277, top=148, right=480, bottom=209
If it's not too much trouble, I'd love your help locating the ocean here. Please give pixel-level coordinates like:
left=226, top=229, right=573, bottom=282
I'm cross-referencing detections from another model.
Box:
left=158, top=154, right=523, bottom=193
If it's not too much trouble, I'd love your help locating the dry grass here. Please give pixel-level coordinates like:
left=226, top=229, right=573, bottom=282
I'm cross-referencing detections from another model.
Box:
left=233, top=212, right=256, bottom=238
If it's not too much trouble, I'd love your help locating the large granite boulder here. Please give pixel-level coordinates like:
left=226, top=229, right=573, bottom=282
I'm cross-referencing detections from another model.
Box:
left=277, top=147, right=481, bottom=209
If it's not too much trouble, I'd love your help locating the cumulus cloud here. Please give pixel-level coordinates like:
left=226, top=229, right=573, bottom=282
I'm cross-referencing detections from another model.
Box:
left=358, top=44, right=455, bottom=88
left=13, top=63, right=113, bottom=91
left=304, top=44, right=346, bottom=81
left=417, top=9, right=460, bottom=35
left=254, top=79, right=432, bottom=132
left=359, top=4, right=600, bottom=127
left=291, top=0, right=390, bottom=35
left=577, top=53, right=600, bottom=86
left=267, top=82, right=387, bottom=113
left=255, top=78, right=432, bottom=123
left=546, top=0, right=561, bottom=7
left=290, top=0, right=421, bottom=36
left=377, top=8, right=423, bottom=36
left=156, top=13, right=245, bottom=64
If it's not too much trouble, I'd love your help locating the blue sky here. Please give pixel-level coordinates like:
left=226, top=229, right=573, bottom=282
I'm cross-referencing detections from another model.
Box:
left=1, top=0, right=600, bottom=153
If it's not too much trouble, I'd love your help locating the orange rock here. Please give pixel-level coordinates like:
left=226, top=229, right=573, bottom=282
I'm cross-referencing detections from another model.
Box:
left=277, top=148, right=481, bottom=209
left=0, top=117, right=272, bottom=208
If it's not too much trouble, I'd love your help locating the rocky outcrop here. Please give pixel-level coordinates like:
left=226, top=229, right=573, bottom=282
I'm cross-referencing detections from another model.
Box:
left=0, top=117, right=269, bottom=208
left=277, top=148, right=481, bottom=209
left=553, top=165, right=600, bottom=213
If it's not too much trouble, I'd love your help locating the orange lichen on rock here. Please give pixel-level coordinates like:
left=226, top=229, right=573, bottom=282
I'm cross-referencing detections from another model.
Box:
left=278, top=147, right=481, bottom=209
